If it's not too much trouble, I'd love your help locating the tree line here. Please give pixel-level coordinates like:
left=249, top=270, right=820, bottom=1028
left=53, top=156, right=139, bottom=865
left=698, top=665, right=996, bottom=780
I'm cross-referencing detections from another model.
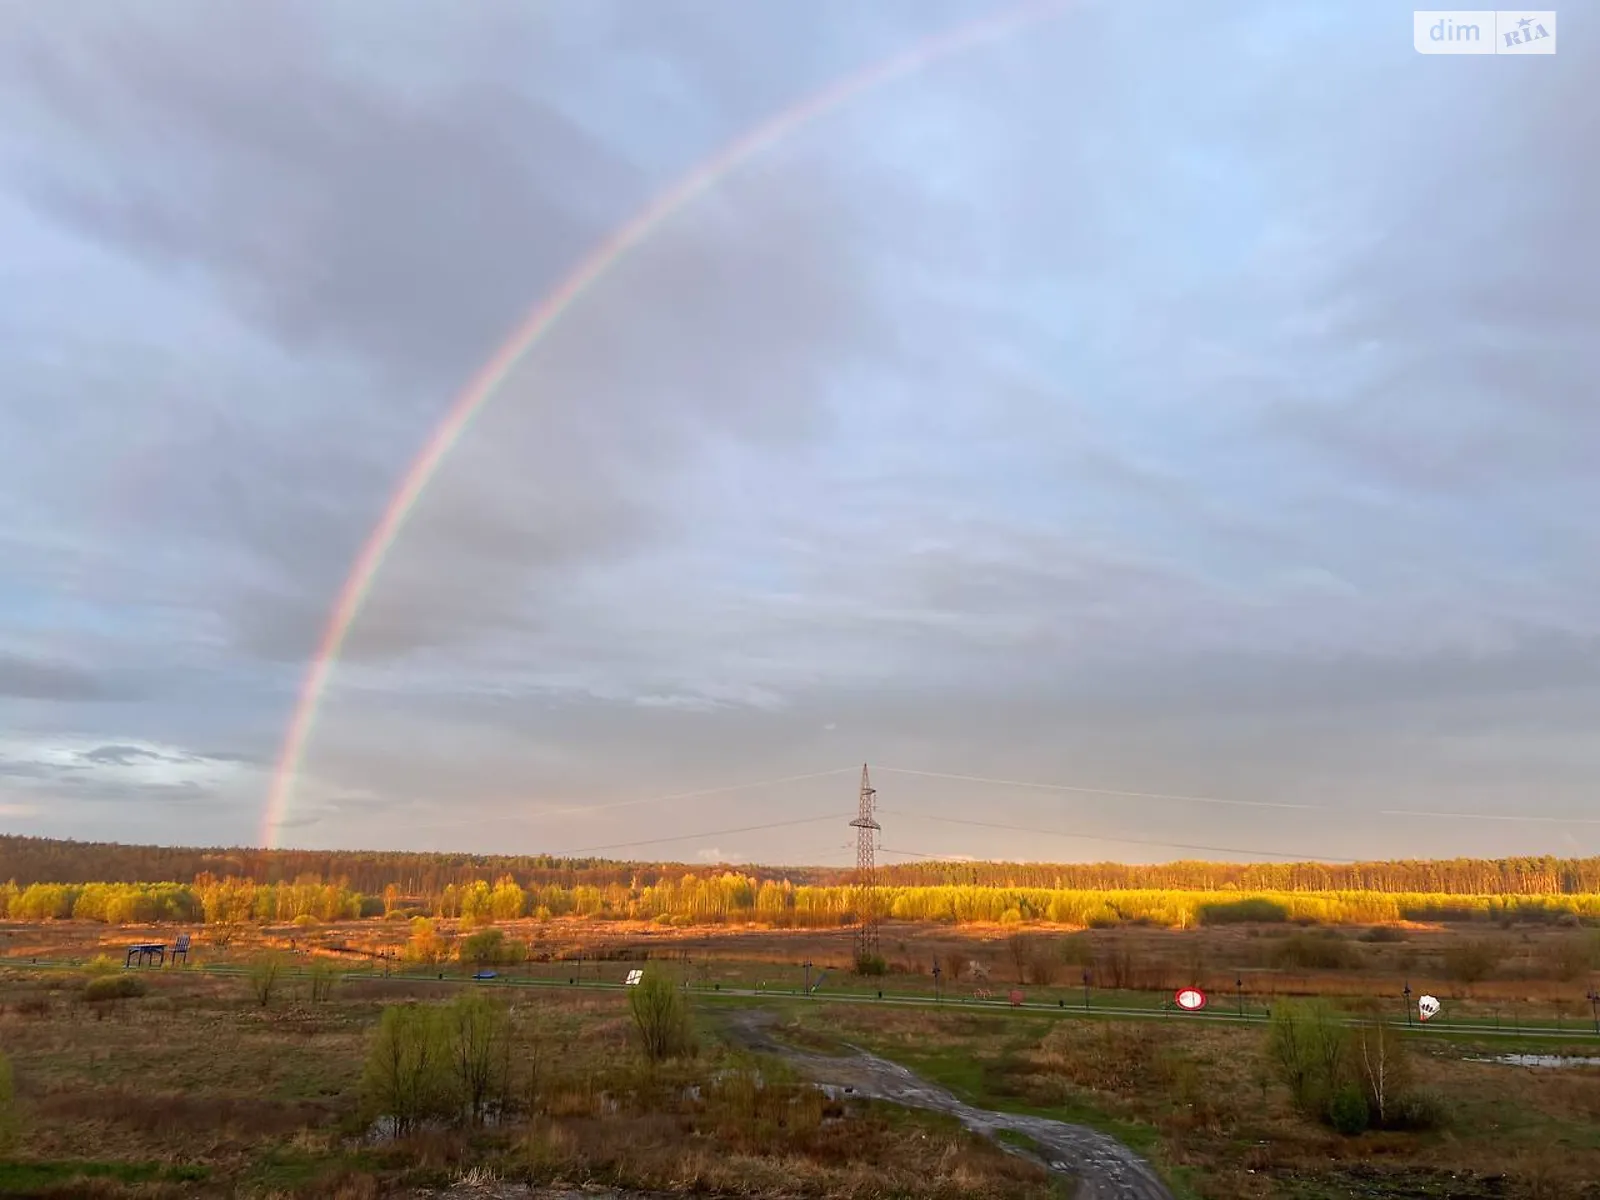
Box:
left=4, top=834, right=1599, bottom=897
left=4, top=870, right=1600, bottom=930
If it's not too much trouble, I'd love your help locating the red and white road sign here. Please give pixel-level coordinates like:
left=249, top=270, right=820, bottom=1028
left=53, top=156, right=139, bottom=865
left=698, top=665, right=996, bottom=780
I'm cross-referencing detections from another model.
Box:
left=1174, top=986, right=1207, bottom=1011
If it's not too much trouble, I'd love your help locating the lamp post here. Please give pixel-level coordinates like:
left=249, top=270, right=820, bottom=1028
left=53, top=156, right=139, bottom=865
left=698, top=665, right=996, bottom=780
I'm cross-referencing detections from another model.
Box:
left=1082, top=969, right=1091, bottom=1013
left=1236, top=976, right=1244, bottom=1019
left=932, top=960, right=943, bottom=1003
left=1586, top=988, right=1599, bottom=1035
left=1404, top=981, right=1412, bottom=1028
left=803, top=960, right=813, bottom=996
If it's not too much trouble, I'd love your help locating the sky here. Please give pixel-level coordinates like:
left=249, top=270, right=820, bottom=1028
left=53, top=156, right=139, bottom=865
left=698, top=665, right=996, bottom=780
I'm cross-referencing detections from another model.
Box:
left=0, top=0, right=1596, bottom=867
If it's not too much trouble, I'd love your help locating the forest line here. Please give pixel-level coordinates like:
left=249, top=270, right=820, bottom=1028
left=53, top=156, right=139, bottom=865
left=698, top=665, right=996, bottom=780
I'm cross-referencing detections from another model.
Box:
left=4, top=834, right=1600, bottom=896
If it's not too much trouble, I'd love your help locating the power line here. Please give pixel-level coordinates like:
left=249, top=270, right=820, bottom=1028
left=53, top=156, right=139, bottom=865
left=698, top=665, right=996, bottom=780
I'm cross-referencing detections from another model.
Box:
left=875, top=765, right=1320, bottom=811
left=389, top=766, right=857, bottom=836
left=525, top=766, right=859, bottom=819
left=548, top=812, right=853, bottom=857
left=877, top=809, right=1362, bottom=863
left=1382, top=808, right=1600, bottom=826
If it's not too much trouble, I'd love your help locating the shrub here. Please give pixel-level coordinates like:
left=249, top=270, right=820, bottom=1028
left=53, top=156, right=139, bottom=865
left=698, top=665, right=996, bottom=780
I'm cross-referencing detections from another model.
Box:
left=83, top=953, right=120, bottom=977
left=0, top=1049, right=16, bottom=1152
left=1328, top=1084, right=1370, bottom=1135
left=628, top=968, right=693, bottom=1063
left=1026, top=953, right=1060, bottom=986
left=1272, top=932, right=1359, bottom=970
left=249, top=954, right=284, bottom=1006
left=1390, top=1087, right=1449, bottom=1131
left=461, top=929, right=507, bottom=968
left=84, top=974, right=146, bottom=1002
left=1547, top=932, right=1599, bottom=982
left=854, top=954, right=887, bottom=976
left=445, top=993, right=513, bottom=1124
left=1056, top=934, right=1093, bottom=965
left=362, top=1003, right=455, bottom=1135
left=1443, top=938, right=1504, bottom=983
left=1358, top=926, right=1406, bottom=943
left=1198, top=897, right=1289, bottom=925
left=309, top=959, right=339, bottom=1003
left=1268, top=999, right=1348, bottom=1117
left=405, top=917, right=447, bottom=965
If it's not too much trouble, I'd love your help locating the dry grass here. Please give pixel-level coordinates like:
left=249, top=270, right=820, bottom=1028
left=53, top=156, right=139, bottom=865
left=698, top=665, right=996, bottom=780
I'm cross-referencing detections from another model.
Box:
left=0, top=964, right=1060, bottom=1199
left=782, top=1001, right=1600, bottom=1200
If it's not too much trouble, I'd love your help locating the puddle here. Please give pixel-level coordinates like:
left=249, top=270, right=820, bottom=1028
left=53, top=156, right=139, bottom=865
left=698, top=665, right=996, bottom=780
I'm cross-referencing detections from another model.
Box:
left=1468, top=1054, right=1600, bottom=1068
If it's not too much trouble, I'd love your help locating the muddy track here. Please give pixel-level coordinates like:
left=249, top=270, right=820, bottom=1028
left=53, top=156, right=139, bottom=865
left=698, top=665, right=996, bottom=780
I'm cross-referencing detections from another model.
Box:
left=720, top=1009, right=1174, bottom=1200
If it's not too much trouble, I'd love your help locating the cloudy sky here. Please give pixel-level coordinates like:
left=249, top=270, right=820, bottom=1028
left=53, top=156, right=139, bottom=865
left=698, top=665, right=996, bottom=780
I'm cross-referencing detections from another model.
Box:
left=1, top=0, right=1595, bottom=866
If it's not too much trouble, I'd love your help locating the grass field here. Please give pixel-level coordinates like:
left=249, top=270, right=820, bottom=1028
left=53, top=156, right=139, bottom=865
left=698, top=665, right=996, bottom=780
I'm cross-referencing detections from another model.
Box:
left=2, top=919, right=1599, bottom=1198
left=11, top=916, right=1597, bottom=1019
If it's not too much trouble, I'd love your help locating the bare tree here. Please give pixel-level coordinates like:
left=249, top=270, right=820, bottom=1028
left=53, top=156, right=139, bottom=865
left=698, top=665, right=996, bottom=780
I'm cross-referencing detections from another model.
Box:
left=1353, top=1007, right=1409, bottom=1127
left=1007, top=933, right=1033, bottom=985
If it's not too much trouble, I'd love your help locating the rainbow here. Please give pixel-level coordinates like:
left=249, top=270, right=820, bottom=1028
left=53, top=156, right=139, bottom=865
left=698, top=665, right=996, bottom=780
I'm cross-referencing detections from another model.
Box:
left=262, top=0, right=1074, bottom=849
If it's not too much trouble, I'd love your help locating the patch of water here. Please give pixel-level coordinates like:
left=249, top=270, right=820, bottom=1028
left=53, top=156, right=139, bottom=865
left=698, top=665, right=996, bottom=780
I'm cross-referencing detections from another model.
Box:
left=1468, top=1054, right=1600, bottom=1068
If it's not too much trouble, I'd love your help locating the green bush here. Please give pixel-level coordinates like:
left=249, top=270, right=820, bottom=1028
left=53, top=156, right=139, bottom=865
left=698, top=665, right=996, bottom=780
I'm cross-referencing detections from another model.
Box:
left=445, top=993, right=513, bottom=1124
left=83, top=974, right=146, bottom=1002
left=1390, top=1087, right=1450, bottom=1131
left=461, top=928, right=507, bottom=967
left=628, top=968, right=693, bottom=1063
left=854, top=954, right=887, bottom=976
left=361, top=1003, right=455, bottom=1135
left=1328, top=1084, right=1370, bottom=1135
left=1197, top=898, right=1289, bottom=925
left=1267, top=999, right=1348, bottom=1117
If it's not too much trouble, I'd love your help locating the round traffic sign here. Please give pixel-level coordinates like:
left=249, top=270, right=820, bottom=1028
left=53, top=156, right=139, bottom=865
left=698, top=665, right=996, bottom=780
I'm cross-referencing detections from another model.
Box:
left=1174, top=986, right=1207, bottom=1011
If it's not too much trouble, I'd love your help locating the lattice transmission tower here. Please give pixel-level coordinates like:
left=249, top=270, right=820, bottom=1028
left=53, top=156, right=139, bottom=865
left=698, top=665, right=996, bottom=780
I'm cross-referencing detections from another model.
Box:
left=849, top=763, right=881, bottom=962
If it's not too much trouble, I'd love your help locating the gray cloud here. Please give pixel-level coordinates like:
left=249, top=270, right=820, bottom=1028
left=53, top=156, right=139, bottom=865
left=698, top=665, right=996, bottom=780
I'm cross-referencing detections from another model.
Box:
left=0, top=653, right=131, bottom=702
left=1, top=0, right=1595, bottom=861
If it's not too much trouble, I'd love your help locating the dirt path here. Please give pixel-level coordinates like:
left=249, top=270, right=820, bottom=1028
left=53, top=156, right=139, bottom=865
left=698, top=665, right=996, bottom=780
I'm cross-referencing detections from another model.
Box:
left=721, top=1010, right=1175, bottom=1200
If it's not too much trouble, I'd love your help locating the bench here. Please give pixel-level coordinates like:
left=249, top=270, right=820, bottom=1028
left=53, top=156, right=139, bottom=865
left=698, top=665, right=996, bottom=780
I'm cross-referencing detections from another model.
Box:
left=124, top=932, right=192, bottom=968
left=125, top=942, right=165, bottom=968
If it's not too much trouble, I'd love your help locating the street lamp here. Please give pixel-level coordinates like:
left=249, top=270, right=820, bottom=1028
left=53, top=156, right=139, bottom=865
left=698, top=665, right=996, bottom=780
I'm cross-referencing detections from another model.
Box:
left=1236, top=976, right=1244, bottom=1018
left=803, top=960, right=813, bottom=996
left=1082, top=969, right=1091, bottom=1013
left=1404, top=981, right=1412, bottom=1028
left=932, top=960, right=943, bottom=1003
left=1586, top=988, right=1599, bottom=1035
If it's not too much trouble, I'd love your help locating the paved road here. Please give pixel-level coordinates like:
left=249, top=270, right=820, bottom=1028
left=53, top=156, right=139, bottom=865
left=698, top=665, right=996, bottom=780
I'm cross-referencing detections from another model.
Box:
left=722, top=1008, right=1174, bottom=1200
